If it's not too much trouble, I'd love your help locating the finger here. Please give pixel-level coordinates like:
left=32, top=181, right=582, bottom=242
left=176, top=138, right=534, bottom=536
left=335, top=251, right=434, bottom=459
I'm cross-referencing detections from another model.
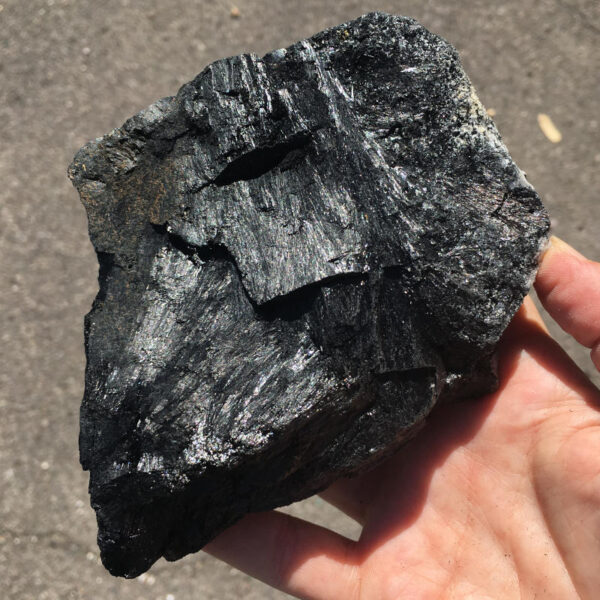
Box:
left=535, top=236, right=600, bottom=370
left=204, top=511, right=360, bottom=600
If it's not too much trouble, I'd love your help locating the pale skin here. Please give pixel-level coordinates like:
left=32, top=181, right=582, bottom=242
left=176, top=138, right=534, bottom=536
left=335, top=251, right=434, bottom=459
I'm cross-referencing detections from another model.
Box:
left=205, top=236, right=600, bottom=600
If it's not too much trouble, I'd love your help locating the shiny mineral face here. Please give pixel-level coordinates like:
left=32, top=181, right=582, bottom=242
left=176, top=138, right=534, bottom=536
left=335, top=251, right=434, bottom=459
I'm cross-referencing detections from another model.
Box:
left=68, top=12, right=549, bottom=577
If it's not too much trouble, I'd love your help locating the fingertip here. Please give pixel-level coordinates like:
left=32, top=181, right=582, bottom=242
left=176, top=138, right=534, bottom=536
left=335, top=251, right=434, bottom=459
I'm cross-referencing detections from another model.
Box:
left=545, top=236, right=586, bottom=261
left=534, top=236, right=600, bottom=354
left=535, top=237, right=587, bottom=300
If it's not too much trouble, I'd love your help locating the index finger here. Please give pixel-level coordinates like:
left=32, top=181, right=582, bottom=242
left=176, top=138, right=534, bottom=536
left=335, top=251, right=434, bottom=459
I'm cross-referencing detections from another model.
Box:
left=534, top=236, right=600, bottom=370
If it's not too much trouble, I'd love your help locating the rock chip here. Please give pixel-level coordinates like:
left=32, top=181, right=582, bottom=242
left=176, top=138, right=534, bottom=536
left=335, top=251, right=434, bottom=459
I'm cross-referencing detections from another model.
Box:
left=68, top=12, right=550, bottom=577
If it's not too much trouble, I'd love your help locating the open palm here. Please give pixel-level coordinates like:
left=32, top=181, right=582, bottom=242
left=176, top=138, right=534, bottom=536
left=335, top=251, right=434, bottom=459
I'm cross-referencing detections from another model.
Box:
left=206, top=238, right=600, bottom=600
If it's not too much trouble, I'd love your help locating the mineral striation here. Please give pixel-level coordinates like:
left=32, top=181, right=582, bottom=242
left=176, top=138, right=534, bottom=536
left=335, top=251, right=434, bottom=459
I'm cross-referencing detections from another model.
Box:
left=69, top=12, right=550, bottom=577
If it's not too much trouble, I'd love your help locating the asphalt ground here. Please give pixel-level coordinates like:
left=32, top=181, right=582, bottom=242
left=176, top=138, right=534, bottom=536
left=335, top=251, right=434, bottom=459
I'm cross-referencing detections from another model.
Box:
left=1, top=1, right=598, bottom=598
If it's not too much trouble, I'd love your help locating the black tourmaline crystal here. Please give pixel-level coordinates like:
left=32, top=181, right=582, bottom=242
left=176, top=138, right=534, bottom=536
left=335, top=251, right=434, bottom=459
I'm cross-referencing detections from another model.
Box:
left=68, top=12, right=550, bottom=577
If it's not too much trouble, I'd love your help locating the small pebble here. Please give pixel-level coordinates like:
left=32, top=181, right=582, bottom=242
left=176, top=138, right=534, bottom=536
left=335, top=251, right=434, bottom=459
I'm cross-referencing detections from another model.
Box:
left=138, top=573, right=156, bottom=585
left=537, top=113, right=562, bottom=143
left=230, top=6, right=240, bottom=18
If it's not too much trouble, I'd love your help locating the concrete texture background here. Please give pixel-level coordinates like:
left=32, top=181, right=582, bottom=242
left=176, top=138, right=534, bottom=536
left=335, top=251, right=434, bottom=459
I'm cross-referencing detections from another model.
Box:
left=1, top=0, right=598, bottom=598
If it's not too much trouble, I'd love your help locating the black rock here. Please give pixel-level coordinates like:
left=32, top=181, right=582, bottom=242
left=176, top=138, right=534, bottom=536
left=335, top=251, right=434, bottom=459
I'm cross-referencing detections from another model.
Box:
left=68, top=12, right=549, bottom=577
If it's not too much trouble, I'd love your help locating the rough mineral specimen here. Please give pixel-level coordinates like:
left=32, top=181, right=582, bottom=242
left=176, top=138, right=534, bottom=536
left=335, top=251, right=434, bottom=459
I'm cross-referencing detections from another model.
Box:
left=68, top=12, right=550, bottom=577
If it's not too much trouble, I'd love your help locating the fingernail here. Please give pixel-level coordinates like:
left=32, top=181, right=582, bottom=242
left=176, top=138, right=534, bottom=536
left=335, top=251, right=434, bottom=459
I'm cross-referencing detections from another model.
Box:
left=549, top=236, right=585, bottom=260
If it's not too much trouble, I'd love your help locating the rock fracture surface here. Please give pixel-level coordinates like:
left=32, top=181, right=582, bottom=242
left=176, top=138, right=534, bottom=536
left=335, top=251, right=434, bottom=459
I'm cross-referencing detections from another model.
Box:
left=68, top=12, right=550, bottom=577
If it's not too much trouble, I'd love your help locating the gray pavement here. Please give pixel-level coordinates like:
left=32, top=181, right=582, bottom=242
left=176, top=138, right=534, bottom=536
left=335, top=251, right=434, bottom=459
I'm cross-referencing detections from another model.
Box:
left=1, top=0, right=598, bottom=598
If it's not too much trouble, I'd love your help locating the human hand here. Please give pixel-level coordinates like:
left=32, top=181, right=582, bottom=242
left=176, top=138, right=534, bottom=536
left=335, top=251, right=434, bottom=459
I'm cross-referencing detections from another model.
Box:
left=205, top=237, right=600, bottom=599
